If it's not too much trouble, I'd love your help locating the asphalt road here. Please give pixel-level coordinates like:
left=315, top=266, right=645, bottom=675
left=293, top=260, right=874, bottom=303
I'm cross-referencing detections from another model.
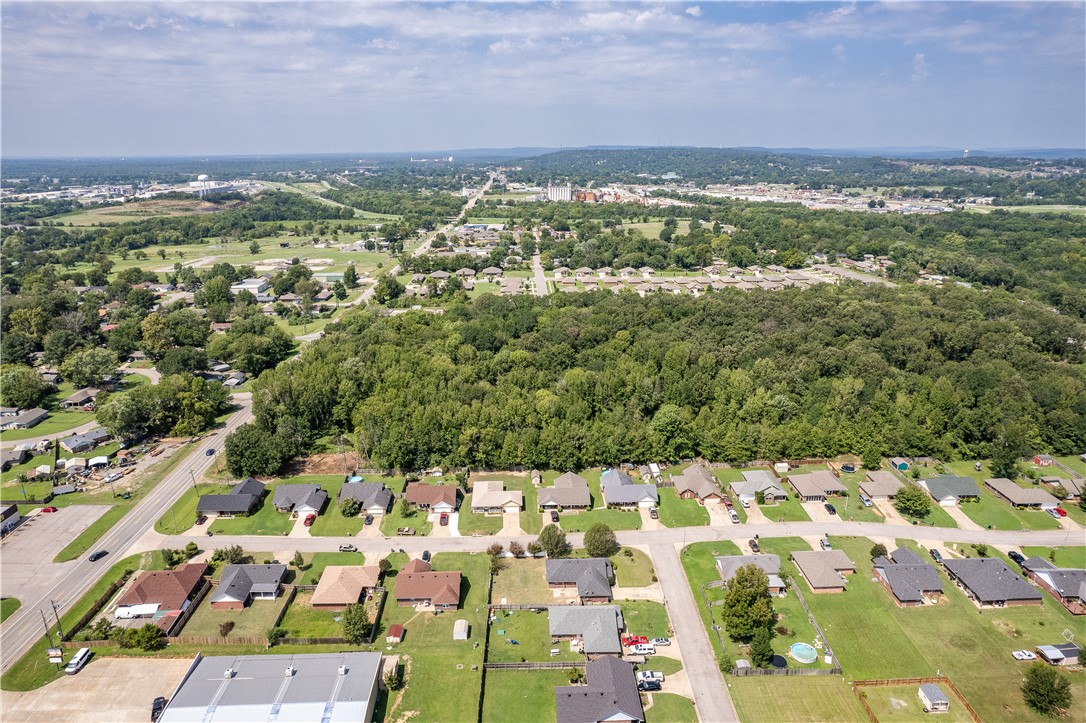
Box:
left=532, top=250, right=548, bottom=297
left=0, top=393, right=253, bottom=673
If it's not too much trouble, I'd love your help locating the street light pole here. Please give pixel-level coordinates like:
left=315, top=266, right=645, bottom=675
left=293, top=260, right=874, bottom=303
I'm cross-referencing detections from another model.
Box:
left=50, top=599, right=65, bottom=639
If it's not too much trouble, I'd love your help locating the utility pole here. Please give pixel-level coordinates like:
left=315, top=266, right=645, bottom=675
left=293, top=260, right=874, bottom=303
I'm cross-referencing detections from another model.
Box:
left=50, top=599, right=65, bottom=639
left=39, top=609, right=55, bottom=648
left=189, top=468, right=200, bottom=496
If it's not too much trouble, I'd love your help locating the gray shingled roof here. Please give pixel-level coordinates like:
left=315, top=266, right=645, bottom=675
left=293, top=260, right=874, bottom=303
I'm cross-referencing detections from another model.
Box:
left=872, top=548, right=943, bottom=603
left=272, top=484, right=328, bottom=513
left=197, top=479, right=265, bottom=515
left=548, top=605, right=623, bottom=654
left=923, top=475, right=980, bottom=500
left=546, top=559, right=614, bottom=599
left=600, top=469, right=657, bottom=506
left=555, top=656, right=644, bottom=723
left=715, top=555, right=785, bottom=590
left=861, top=471, right=903, bottom=497
left=211, top=564, right=286, bottom=604
left=539, top=473, right=592, bottom=508
left=942, top=558, right=1042, bottom=604
left=1022, top=557, right=1086, bottom=602
left=984, top=478, right=1059, bottom=507
left=338, top=482, right=393, bottom=511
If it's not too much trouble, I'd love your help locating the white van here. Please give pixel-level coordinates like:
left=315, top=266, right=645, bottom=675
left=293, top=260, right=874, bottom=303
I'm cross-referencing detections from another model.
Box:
left=729, top=510, right=740, bottom=524
left=65, top=647, right=91, bottom=675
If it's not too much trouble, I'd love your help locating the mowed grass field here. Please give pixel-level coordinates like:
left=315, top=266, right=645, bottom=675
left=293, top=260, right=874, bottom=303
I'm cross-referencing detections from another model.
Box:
left=730, top=676, right=869, bottom=722
left=481, top=669, right=572, bottom=723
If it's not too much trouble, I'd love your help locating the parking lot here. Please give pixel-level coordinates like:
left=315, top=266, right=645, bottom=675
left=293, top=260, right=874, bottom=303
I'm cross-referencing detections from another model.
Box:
left=0, top=657, right=192, bottom=722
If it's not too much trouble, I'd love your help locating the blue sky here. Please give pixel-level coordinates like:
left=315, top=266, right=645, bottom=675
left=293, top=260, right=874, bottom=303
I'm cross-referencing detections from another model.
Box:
left=2, top=1, right=1083, bottom=157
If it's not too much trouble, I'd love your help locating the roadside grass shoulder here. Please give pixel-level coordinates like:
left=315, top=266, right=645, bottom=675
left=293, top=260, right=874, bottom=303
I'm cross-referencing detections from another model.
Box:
left=618, top=600, right=671, bottom=639
left=644, top=692, right=697, bottom=723
left=155, top=482, right=232, bottom=535
left=1021, top=546, right=1086, bottom=568
left=678, top=540, right=742, bottom=662
left=0, top=597, right=21, bottom=623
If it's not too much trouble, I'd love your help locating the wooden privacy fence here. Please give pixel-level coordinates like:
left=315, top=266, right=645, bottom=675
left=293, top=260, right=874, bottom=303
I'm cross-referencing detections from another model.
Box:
left=280, top=637, right=347, bottom=645
left=733, top=666, right=841, bottom=676
left=484, top=661, right=586, bottom=670
left=63, top=570, right=134, bottom=641
left=166, top=635, right=268, bottom=646
left=489, top=604, right=547, bottom=611
left=852, top=676, right=981, bottom=723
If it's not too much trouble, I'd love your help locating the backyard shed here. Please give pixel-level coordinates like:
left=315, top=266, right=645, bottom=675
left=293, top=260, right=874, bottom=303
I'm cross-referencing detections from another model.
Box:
left=918, top=683, right=950, bottom=712
left=453, top=619, right=470, bottom=640
left=386, top=624, right=405, bottom=644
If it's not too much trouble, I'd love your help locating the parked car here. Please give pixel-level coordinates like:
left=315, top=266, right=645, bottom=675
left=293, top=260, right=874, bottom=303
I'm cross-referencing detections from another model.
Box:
left=338, top=544, right=358, bottom=553
left=1047, top=508, right=1061, bottom=519
left=636, top=671, right=665, bottom=682
left=41, top=506, right=58, bottom=513
left=439, top=513, right=449, bottom=526
left=303, top=513, right=316, bottom=527
left=151, top=696, right=167, bottom=722
left=824, top=503, right=837, bottom=515
left=650, top=638, right=671, bottom=646
left=741, top=498, right=750, bottom=509
left=550, top=511, right=559, bottom=523
left=622, top=635, right=648, bottom=646
left=630, top=644, right=656, bottom=656
left=89, top=550, right=108, bottom=562
left=194, top=515, right=207, bottom=526
left=637, top=680, right=662, bottom=692
left=649, top=507, right=659, bottom=520
left=748, top=539, right=760, bottom=553
left=929, top=548, right=944, bottom=563
left=364, top=514, right=374, bottom=525
left=729, top=510, right=740, bottom=524
left=1008, top=550, right=1025, bottom=565
left=422, top=550, right=431, bottom=562
left=205, top=448, right=215, bottom=456
left=840, top=464, right=856, bottom=474
left=723, top=498, right=733, bottom=509
left=859, top=494, right=873, bottom=507
left=1054, top=507, right=1067, bottom=518
left=820, top=538, right=833, bottom=551
left=397, top=527, right=416, bottom=535
left=1012, top=650, right=1037, bottom=661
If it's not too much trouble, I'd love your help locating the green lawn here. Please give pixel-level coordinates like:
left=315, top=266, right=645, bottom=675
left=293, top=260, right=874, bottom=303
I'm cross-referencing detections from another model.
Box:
left=618, top=600, right=671, bottom=639
left=1021, top=546, right=1086, bottom=569
left=730, top=677, right=870, bottom=722
left=491, top=558, right=551, bottom=604
left=609, top=548, right=655, bottom=587
left=640, top=656, right=683, bottom=676
left=207, top=501, right=293, bottom=537
left=0, top=598, right=21, bottom=623
left=958, top=490, right=1060, bottom=531
left=645, top=693, right=697, bottom=723
left=488, top=608, right=583, bottom=662
left=756, top=494, right=811, bottom=522
left=182, top=594, right=288, bottom=638
left=276, top=592, right=344, bottom=638
left=456, top=496, right=506, bottom=536
left=481, top=669, right=571, bottom=723
left=468, top=473, right=542, bottom=534
left=656, top=488, right=709, bottom=528
left=835, top=471, right=885, bottom=522
left=1, top=551, right=166, bottom=692
left=678, top=540, right=743, bottom=662
left=862, top=684, right=974, bottom=722
left=156, top=482, right=232, bottom=534
left=0, top=412, right=95, bottom=441
left=380, top=501, right=434, bottom=536
left=295, top=551, right=368, bottom=585
left=560, top=507, right=642, bottom=533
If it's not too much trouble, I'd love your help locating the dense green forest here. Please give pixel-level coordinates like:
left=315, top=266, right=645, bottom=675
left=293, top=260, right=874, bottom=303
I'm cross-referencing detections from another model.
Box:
left=321, top=185, right=466, bottom=229
left=239, top=286, right=1086, bottom=474
left=506, top=148, right=1086, bottom=205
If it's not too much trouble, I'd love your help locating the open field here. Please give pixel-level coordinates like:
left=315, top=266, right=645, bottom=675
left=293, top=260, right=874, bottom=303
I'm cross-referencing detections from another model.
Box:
left=862, top=683, right=975, bottom=722
left=730, top=676, right=871, bottom=722
left=481, top=669, right=570, bottom=723
left=491, top=558, right=551, bottom=604
left=967, top=204, right=1086, bottom=216
left=52, top=197, right=237, bottom=226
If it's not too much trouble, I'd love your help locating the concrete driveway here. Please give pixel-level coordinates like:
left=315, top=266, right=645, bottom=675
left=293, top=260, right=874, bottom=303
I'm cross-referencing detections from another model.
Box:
left=639, top=507, right=662, bottom=530
left=499, top=510, right=524, bottom=536
left=741, top=502, right=769, bottom=524
left=943, top=504, right=984, bottom=530
left=0, top=656, right=193, bottom=722
left=802, top=501, right=842, bottom=524
left=873, top=499, right=910, bottom=526
left=357, top=515, right=383, bottom=538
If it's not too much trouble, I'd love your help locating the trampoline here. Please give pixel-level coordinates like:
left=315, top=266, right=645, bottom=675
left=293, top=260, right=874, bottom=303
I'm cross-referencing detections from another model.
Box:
left=790, top=642, right=818, bottom=664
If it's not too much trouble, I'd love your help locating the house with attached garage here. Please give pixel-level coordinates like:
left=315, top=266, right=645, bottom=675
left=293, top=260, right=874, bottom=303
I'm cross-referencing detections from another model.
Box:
left=272, top=484, right=328, bottom=518
left=113, top=562, right=208, bottom=633
left=787, top=471, right=847, bottom=502
left=1041, top=476, right=1083, bottom=500
left=860, top=471, right=904, bottom=501
left=60, top=388, right=100, bottom=409
left=394, top=559, right=461, bottom=610
left=538, top=472, right=592, bottom=511
left=730, top=470, right=788, bottom=504
left=210, top=564, right=286, bottom=610
left=872, top=547, right=944, bottom=607
left=546, top=558, right=614, bottom=603
left=919, top=475, right=980, bottom=506
left=59, top=428, right=110, bottom=454
left=715, top=555, right=786, bottom=594
left=548, top=605, right=624, bottom=657
left=791, top=550, right=856, bottom=593
left=311, top=566, right=381, bottom=611
left=1020, top=557, right=1086, bottom=615
left=338, top=481, right=394, bottom=516
left=984, top=478, right=1059, bottom=509
left=0, top=408, right=48, bottom=431
left=197, top=478, right=265, bottom=518
left=672, top=464, right=724, bottom=504
left=404, top=482, right=458, bottom=515
left=941, top=558, right=1042, bottom=608
left=600, top=469, right=658, bottom=509
left=554, top=656, right=644, bottom=723
left=470, top=480, right=523, bottom=514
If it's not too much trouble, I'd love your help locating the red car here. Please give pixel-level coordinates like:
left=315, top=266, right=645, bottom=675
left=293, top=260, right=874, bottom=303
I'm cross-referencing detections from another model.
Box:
left=303, top=513, right=316, bottom=527
left=439, top=513, right=449, bottom=526
left=1054, top=508, right=1067, bottom=518
left=622, top=635, right=648, bottom=647
left=40, top=506, right=58, bottom=513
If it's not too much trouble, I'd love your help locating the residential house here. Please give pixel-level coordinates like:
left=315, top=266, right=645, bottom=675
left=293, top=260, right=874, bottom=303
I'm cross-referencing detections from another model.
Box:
left=599, top=469, right=658, bottom=509
left=395, top=560, right=461, bottom=610
left=1036, top=644, right=1081, bottom=666
left=555, top=656, right=644, bottom=723
left=0, top=408, right=48, bottom=431
left=60, top=388, right=99, bottom=409
left=942, top=558, right=1042, bottom=607
left=1, top=505, right=21, bottom=535
left=672, top=465, right=724, bottom=504
left=1032, top=454, right=1055, bottom=467
left=1020, top=557, right=1086, bottom=615
left=404, top=483, right=459, bottom=515
left=311, top=566, right=381, bottom=611
left=921, top=475, right=980, bottom=506
left=918, top=684, right=950, bottom=713
left=872, top=547, right=944, bottom=607
left=272, top=484, right=329, bottom=518
left=0, top=406, right=18, bottom=417
left=548, top=605, right=624, bottom=656
left=114, top=563, right=208, bottom=633
left=470, top=480, right=523, bottom=514
left=546, top=559, right=614, bottom=603
left=538, top=472, right=592, bottom=511
left=1, top=449, right=27, bottom=472
left=984, top=478, right=1059, bottom=509
left=338, top=482, right=394, bottom=516
left=730, top=470, right=788, bottom=504
left=860, top=471, right=904, bottom=501
left=210, top=564, right=286, bottom=610
left=1041, top=476, right=1083, bottom=500
left=791, top=550, right=856, bottom=593
left=788, top=471, right=847, bottom=502
left=481, top=266, right=503, bottom=278
left=58, top=428, right=110, bottom=454
left=714, top=555, right=786, bottom=594
left=197, top=478, right=265, bottom=518
left=889, top=457, right=910, bottom=471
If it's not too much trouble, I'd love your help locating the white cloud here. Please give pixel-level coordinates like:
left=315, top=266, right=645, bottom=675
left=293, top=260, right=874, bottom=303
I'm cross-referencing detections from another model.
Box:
left=911, top=52, right=930, bottom=82
left=832, top=43, right=846, bottom=61
left=686, top=6, right=701, bottom=17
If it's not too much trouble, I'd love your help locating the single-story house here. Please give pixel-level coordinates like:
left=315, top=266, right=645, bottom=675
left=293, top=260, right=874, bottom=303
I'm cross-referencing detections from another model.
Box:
left=791, top=550, right=856, bottom=593
left=1, top=504, right=22, bottom=535
left=470, top=480, right=523, bottom=514
left=872, top=547, right=944, bottom=607
left=1037, top=643, right=1081, bottom=666
left=715, top=555, right=786, bottom=594
left=197, top=478, right=265, bottom=518
left=311, top=566, right=381, bottom=610
left=481, top=266, right=503, bottom=278
left=548, top=605, right=624, bottom=657
left=338, top=482, right=393, bottom=516
left=404, top=483, right=458, bottom=514
left=59, top=428, right=110, bottom=454
left=918, top=683, right=950, bottom=713
left=1032, top=454, right=1056, bottom=467
left=1041, top=476, right=1083, bottom=499
left=1, top=449, right=27, bottom=472
left=114, top=563, right=208, bottom=633
left=210, top=564, right=286, bottom=610
left=1020, top=557, right=1086, bottom=615
left=730, top=470, right=789, bottom=504
left=672, top=465, right=724, bottom=504
left=546, top=558, right=614, bottom=603
left=60, top=388, right=99, bottom=409
left=942, top=558, right=1043, bottom=607
left=984, top=478, right=1059, bottom=509
left=600, top=469, right=658, bottom=509
left=555, top=655, right=644, bottom=723
left=889, top=457, right=910, bottom=471
left=386, top=624, right=405, bottom=643
left=860, top=471, right=904, bottom=501
left=788, top=471, right=847, bottom=502
left=538, top=472, right=592, bottom=511
left=0, top=408, right=48, bottom=430
left=455, top=268, right=476, bottom=278
left=0, top=406, right=18, bottom=417
left=272, top=484, right=328, bottom=517
left=921, top=475, right=981, bottom=506
left=453, top=619, right=469, bottom=641
left=395, top=560, right=461, bottom=611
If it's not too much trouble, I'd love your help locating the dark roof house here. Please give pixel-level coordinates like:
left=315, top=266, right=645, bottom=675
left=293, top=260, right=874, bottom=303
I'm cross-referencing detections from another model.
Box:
left=942, top=558, right=1042, bottom=607
left=210, top=564, right=286, bottom=609
left=338, top=482, right=393, bottom=514
left=197, top=478, right=265, bottom=516
left=1021, top=557, right=1086, bottom=615
left=546, top=559, right=614, bottom=602
left=555, top=656, right=644, bottom=723
left=272, top=484, right=328, bottom=516
left=539, top=472, right=592, bottom=510
left=872, top=547, right=944, bottom=606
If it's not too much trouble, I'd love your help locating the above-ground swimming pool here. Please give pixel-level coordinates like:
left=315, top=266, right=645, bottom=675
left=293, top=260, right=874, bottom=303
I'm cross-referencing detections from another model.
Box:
left=790, top=642, right=818, bottom=664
